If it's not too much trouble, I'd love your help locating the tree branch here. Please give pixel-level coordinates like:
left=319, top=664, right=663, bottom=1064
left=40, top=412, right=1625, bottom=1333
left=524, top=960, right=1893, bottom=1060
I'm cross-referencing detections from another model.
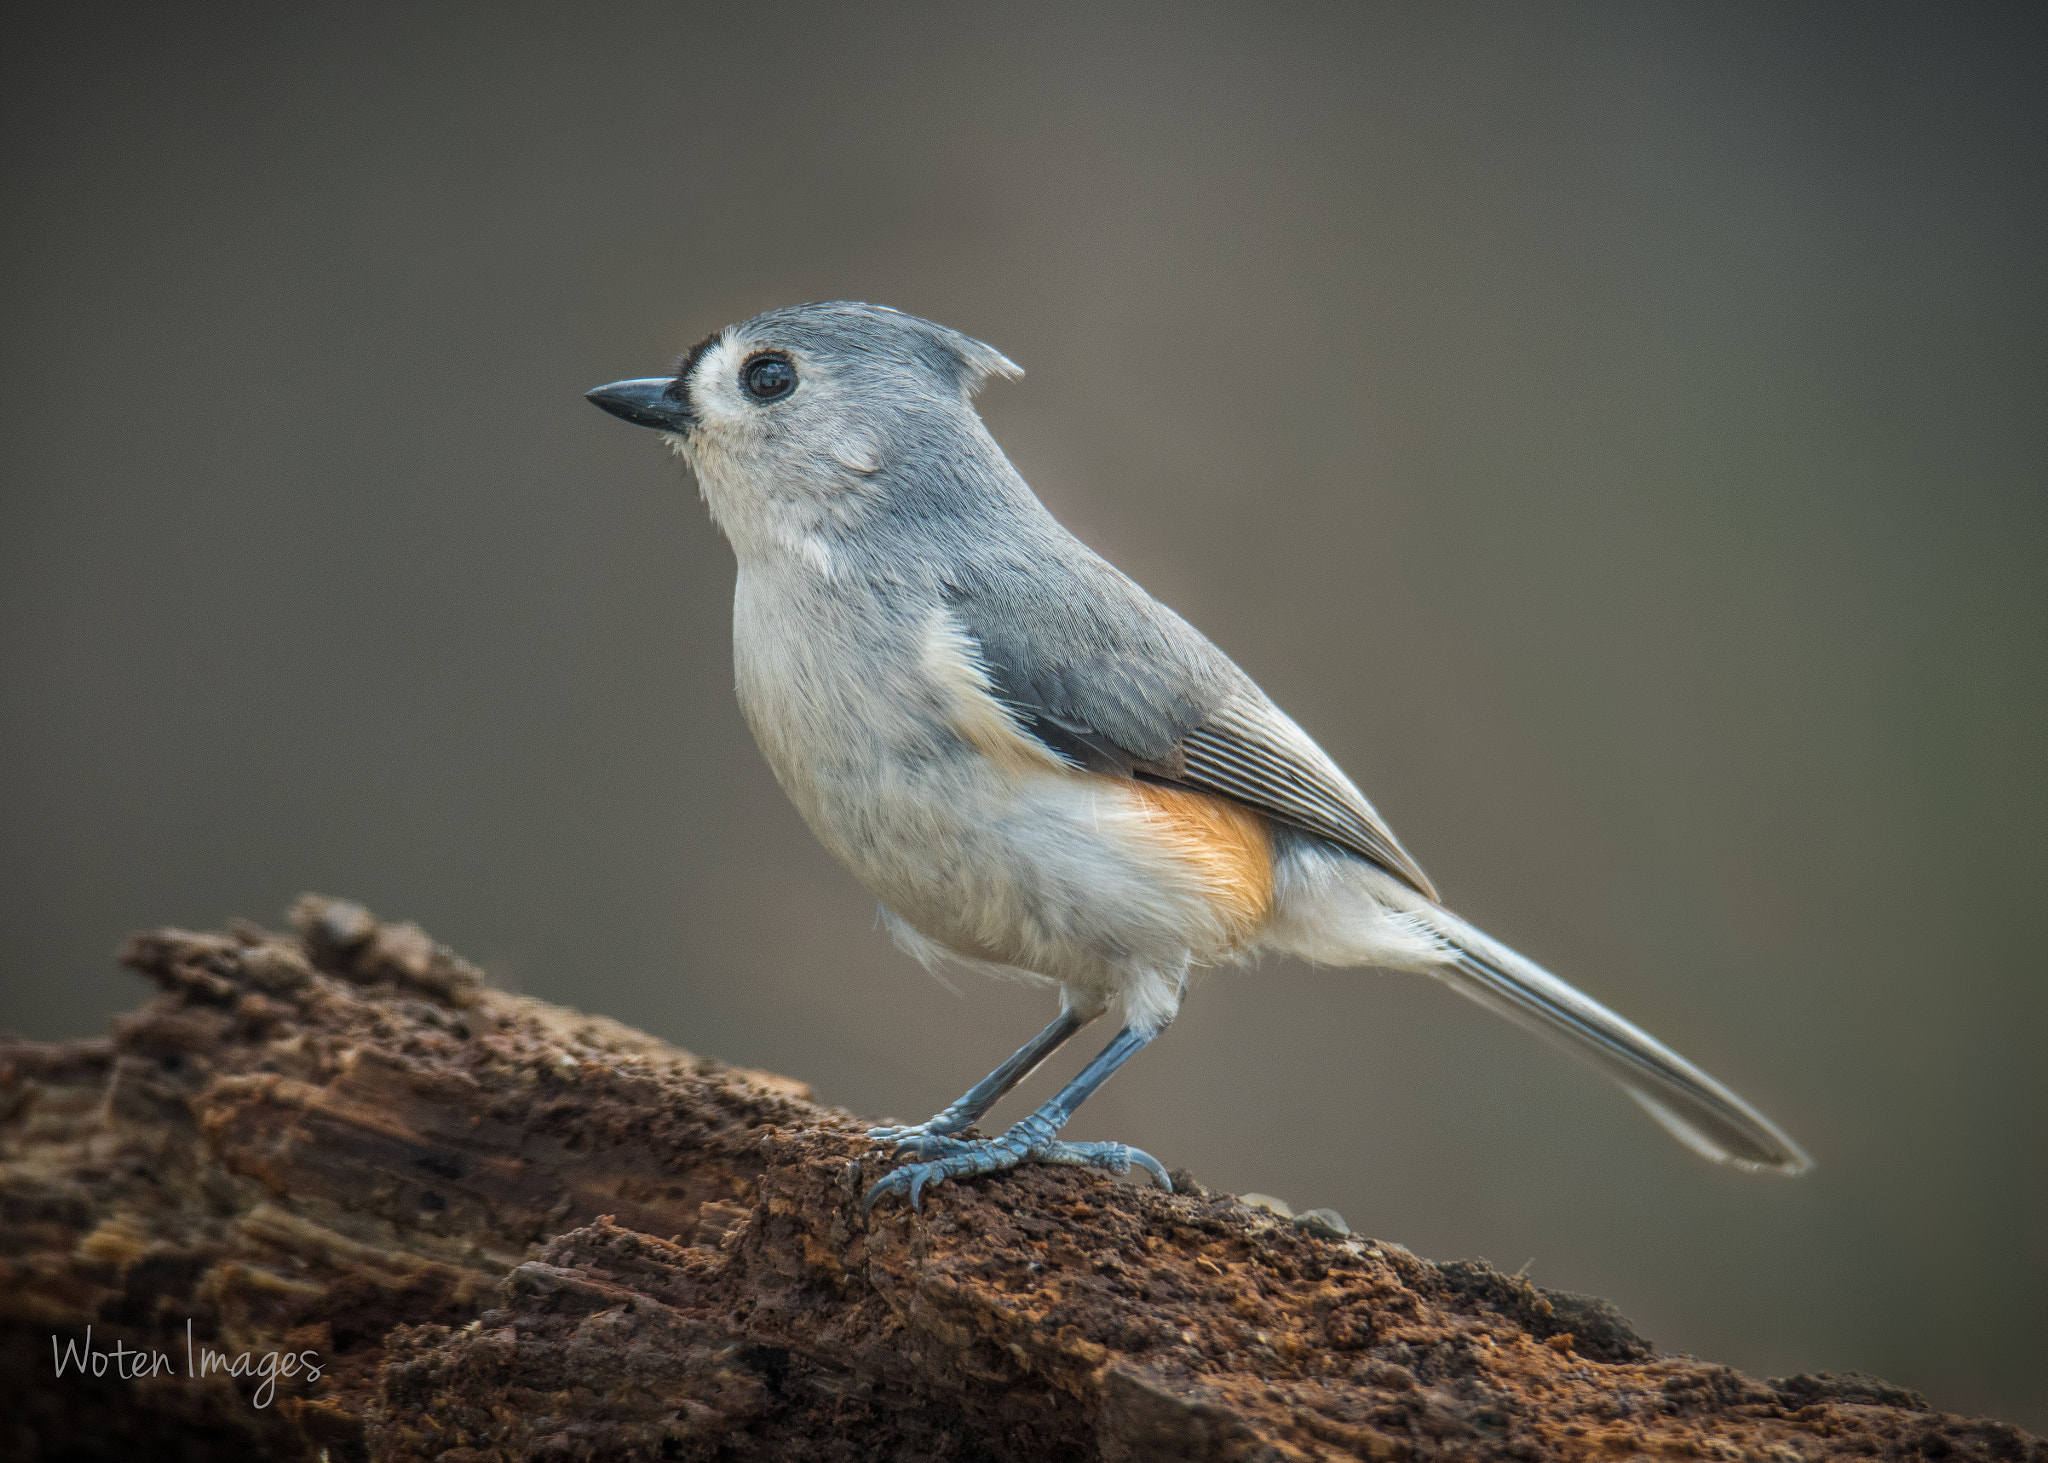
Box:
left=0, top=898, right=2035, bottom=1462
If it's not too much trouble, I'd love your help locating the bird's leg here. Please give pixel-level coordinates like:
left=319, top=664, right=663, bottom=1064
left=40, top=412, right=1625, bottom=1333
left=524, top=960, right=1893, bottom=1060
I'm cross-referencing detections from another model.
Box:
left=864, top=1024, right=1171, bottom=1213
left=867, top=1006, right=1093, bottom=1152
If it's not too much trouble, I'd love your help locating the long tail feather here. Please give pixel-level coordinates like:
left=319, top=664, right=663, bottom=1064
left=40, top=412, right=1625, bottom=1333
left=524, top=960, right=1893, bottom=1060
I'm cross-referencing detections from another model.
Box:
left=1421, top=908, right=1811, bottom=1174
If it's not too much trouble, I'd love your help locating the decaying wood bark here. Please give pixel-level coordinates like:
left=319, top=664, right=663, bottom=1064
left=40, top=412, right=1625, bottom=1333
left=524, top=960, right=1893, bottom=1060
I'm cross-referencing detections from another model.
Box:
left=0, top=898, right=2037, bottom=1462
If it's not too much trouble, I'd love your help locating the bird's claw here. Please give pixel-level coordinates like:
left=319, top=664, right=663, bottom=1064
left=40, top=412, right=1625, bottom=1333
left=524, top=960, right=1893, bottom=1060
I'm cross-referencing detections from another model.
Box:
left=1037, top=1140, right=1174, bottom=1192
left=866, top=1115, right=971, bottom=1146
left=861, top=1130, right=1172, bottom=1216
left=892, top=1132, right=982, bottom=1159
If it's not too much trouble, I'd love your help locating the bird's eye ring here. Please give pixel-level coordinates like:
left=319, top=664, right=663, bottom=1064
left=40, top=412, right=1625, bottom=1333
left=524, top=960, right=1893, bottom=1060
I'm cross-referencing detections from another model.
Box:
left=741, top=353, right=797, bottom=403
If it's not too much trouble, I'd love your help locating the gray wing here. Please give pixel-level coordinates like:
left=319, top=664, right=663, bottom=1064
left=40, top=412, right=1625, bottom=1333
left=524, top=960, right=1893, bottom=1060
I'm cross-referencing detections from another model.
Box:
left=945, top=556, right=1439, bottom=901
left=1178, top=700, right=1438, bottom=901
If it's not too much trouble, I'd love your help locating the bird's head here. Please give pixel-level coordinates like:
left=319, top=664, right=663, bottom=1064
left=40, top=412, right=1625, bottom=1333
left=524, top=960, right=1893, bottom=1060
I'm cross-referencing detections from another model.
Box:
left=587, top=301, right=1023, bottom=562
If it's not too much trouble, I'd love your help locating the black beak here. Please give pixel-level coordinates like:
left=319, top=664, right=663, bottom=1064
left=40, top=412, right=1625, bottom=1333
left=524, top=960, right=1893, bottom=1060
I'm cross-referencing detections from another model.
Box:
left=585, top=377, right=693, bottom=432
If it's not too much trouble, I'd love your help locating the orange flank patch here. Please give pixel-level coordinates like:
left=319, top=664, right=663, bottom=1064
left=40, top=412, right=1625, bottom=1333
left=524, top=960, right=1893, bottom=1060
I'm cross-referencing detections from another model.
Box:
left=1128, top=782, right=1276, bottom=947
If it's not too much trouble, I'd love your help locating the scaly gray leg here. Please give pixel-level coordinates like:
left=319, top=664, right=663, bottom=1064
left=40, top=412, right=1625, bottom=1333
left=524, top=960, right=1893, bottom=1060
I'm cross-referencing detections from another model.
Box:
left=864, top=1024, right=1172, bottom=1213
left=867, top=1005, right=1093, bottom=1147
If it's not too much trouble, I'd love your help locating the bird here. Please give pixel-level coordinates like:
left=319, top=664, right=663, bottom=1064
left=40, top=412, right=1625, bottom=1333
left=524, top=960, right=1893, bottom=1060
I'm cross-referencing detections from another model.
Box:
left=585, top=301, right=1811, bottom=1212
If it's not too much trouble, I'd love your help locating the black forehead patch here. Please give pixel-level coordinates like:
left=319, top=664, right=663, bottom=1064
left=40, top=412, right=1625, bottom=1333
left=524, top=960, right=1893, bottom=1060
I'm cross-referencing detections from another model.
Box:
left=671, top=329, right=724, bottom=389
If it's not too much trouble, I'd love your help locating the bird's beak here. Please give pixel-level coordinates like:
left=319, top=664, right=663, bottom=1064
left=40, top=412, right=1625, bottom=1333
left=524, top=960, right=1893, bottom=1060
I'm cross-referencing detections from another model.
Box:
left=584, top=377, right=694, bottom=433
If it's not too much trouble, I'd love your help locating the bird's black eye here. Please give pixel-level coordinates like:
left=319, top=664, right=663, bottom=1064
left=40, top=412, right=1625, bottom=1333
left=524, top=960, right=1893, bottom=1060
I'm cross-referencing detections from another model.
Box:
left=741, top=354, right=796, bottom=402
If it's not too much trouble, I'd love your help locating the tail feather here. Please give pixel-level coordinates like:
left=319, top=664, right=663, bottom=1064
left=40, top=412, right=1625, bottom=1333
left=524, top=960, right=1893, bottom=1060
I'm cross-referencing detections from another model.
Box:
left=1424, top=909, right=1811, bottom=1175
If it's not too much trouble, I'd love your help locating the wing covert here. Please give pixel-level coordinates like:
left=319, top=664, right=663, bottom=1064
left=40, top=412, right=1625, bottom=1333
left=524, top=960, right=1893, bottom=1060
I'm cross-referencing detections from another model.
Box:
left=942, top=557, right=1223, bottom=777
left=942, top=558, right=1438, bottom=902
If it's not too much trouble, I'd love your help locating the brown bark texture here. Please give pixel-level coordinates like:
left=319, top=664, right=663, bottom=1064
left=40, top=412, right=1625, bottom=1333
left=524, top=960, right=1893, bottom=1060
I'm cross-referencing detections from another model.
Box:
left=0, top=897, right=2036, bottom=1463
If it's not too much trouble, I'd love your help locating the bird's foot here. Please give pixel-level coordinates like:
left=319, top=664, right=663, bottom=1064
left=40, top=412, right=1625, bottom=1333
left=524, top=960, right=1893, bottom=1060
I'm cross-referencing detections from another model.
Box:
left=863, top=1117, right=1171, bottom=1213
left=865, top=1115, right=972, bottom=1151
left=867, top=1128, right=982, bottom=1160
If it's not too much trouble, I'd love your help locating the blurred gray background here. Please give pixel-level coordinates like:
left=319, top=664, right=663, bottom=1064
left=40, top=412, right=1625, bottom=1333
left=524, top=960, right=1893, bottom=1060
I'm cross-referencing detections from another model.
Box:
left=4, top=0, right=2043, bottom=1430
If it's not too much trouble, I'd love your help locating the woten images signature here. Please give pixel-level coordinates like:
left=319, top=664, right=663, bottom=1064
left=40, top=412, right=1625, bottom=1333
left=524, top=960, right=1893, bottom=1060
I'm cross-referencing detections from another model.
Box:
left=50, top=1321, right=323, bottom=1409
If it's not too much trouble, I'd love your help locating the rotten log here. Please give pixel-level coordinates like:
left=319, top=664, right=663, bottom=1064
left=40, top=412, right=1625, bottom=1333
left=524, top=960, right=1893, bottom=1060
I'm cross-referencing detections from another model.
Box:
left=0, top=898, right=2036, bottom=1463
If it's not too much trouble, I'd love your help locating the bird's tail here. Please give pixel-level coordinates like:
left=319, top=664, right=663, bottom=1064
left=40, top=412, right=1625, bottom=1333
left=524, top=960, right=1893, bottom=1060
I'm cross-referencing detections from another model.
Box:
left=1413, top=905, right=1811, bottom=1174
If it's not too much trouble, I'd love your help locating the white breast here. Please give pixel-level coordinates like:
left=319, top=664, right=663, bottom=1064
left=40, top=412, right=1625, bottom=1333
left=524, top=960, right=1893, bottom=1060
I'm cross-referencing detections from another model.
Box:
left=729, top=563, right=1260, bottom=1027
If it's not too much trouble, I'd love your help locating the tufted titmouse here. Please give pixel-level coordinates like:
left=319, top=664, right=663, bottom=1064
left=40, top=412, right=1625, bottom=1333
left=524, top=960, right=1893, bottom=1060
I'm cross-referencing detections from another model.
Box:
left=587, top=301, right=1810, bottom=1211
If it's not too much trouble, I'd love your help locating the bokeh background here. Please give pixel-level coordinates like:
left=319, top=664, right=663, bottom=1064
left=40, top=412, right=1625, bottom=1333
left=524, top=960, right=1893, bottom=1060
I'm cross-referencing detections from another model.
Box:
left=4, top=0, right=2043, bottom=1430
